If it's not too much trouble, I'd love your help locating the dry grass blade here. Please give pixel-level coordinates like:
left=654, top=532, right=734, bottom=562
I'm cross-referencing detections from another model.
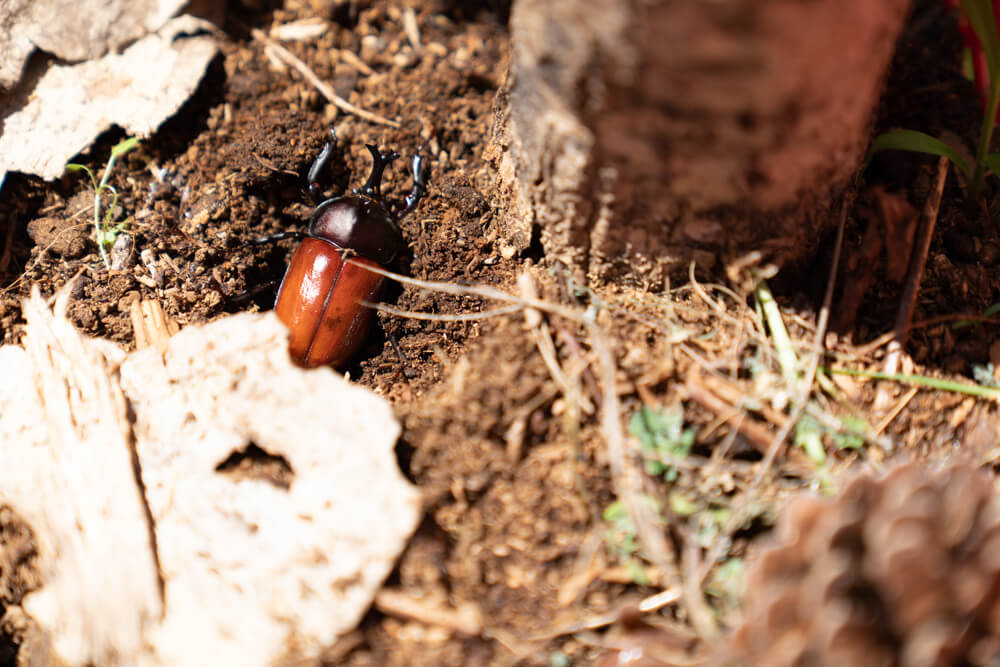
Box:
left=754, top=203, right=846, bottom=484
left=587, top=323, right=709, bottom=637
left=351, top=260, right=582, bottom=319
left=251, top=29, right=400, bottom=128
left=695, top=203, right=848, bottom=591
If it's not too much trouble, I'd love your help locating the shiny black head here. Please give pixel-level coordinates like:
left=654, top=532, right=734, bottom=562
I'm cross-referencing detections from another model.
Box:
left=308, top=196, right=403, bottom=265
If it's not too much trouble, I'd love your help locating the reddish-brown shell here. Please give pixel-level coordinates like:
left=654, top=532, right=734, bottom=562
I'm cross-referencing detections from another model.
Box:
left=274, top=237, right=385, bottom=368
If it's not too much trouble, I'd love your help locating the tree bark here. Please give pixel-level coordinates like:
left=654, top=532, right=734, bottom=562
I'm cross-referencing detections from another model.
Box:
left=486, top=0, right=912, bottom=285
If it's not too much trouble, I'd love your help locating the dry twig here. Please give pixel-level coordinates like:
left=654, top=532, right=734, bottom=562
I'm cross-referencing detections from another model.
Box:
left=877, top=155, right=949, bottom=408
left=374, top=589, right=483, bottom=636
left=251, top=29, right=400, bottom=128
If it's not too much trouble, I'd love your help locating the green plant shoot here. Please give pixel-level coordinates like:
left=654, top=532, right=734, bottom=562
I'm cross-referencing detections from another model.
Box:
left=628, top=404, right=695, bottom=482
left=793, top=413, right=826, bottom=465
left=602, top=498, right=661, bottom=585
left=865, top=1, right=1000, bottom=198
left=66, top=136, right=139, bottom=269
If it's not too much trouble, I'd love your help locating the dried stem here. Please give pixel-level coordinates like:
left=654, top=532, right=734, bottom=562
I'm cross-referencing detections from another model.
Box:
left=251, top=29, right=400, bottom=128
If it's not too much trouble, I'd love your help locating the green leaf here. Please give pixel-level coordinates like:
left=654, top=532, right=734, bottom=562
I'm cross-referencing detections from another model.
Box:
left=65, top=163, right=97, bottom=187
left=628, top=404, right=695, bottom=481
left=111, top=136, right=139, bottom=158
left=97, top=221, right=127, bottom=248
left=602, top=500, right=628, bottom=522
left=668, top=491, right=700, bottom=517
left=624, top=558, right=650, bottom=585
left=794, top=414, right=826, bottom=465
left=984, top=152, right=1000, bottom=177
left=964, top=47, right=977, bottom=82
left=831, top=416, right=866, bottom=450
left=865, top=130, right=970, bottom=179
left=704, top=558, right=746, bottom=611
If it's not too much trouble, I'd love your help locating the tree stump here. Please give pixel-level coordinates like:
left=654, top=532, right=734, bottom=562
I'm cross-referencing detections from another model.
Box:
left=486, top=0, right=913, bottom=285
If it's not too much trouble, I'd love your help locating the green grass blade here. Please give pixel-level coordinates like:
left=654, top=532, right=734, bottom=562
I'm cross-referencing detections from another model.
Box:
left=961, top=0, right=1000, bottom=195
left=823, top=366, right=1000, bottom=400
left=756, top=280, right=799, bottom=386
left=984, top=152, right=1000, bottom=176
left=865, top=129, right=970, bottom=179
left=961, top=0, right=1000, bottom=78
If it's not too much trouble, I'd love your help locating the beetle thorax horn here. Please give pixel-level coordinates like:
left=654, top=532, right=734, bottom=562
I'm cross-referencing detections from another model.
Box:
left=358, top=144, right=400, bottom=201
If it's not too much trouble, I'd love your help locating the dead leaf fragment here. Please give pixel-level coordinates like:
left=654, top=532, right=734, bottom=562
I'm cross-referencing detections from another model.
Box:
left=0, top=15, right=217, bottom=182
left=0, top=0, right=187, bottom=89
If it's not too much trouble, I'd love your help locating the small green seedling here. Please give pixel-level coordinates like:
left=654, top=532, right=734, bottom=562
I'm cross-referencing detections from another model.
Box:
left=831, top=416, right=867, bottom=451
left=794, top=414, right=827, bottom=465
left=602, top=498, right=661, bottom=585
left=628, top=404, right=695, bottom=482
left=704, top=557, right=746, bottom=617
left=973, top=362, right=1000, bottom=387
left=866, top=1, right=1000, bottom=198
left=66, top=136, right=139, bottom=269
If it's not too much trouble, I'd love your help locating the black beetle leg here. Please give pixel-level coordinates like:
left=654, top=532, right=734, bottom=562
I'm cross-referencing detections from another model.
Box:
left=395, top=152, right=429, bottom=221
left=307, top=128, right=338, bottom=201
left=386, top=331, right=417, bottom=379
left=210, top=275, right=280, bottom=308
left=228, top=279, right=282, bottom=306
left=245, top=230, right=308, bottom=246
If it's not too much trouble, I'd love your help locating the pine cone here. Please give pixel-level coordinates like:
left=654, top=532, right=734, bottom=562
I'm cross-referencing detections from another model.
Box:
left=720, top=463, right=1000, bottom=667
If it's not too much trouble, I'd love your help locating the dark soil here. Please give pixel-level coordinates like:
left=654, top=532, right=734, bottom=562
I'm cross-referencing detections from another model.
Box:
left=2, top=0, right=1000, bottom=665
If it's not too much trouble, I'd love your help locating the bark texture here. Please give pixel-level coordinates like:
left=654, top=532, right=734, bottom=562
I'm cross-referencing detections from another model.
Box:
left=486, top=0, right=913, bottom=285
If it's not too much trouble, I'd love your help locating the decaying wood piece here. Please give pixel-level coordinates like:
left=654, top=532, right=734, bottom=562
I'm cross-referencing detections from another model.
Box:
left=0, top=289, right=160, bottom=666
left=0, top=289, right=420, bottom=666
left=129, top=298, right=179, bottom=354
left=0, top=15, right=217, bottom=183
left=487, top=0, right=912, bottom=286
left=0, top=0, right=188, bottom=90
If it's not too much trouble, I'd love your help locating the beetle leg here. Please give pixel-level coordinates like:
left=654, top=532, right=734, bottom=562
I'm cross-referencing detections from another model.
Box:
left=209, top=275, right=280, bottom=308
left=386, top=331, right=417, bottom=379
left=307, top=128, right=338, bottom=201
left=228, top=279, right=281, bottom=306
left=247, top=230, right=309, bottom=246
left=396, top=152, right=430, bottom=221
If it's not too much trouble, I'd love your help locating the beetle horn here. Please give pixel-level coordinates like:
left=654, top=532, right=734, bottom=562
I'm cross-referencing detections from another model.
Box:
left=360, top=144, right=399, bottom=201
